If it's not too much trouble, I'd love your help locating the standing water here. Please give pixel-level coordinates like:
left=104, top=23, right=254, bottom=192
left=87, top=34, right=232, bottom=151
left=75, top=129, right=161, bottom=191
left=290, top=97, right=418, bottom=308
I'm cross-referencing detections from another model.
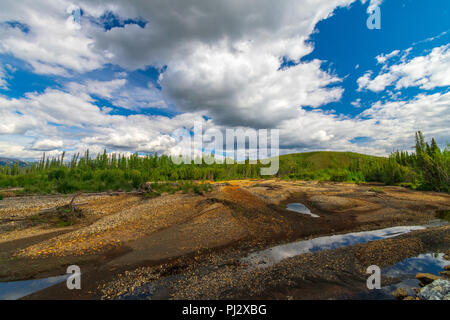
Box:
left=0, top=275, right=68, bottom=300
left=356, top=253, right=449, bottom=299
left=286, top=203, right=319, bottom=218
left=241, top=226, right=426, bottom=268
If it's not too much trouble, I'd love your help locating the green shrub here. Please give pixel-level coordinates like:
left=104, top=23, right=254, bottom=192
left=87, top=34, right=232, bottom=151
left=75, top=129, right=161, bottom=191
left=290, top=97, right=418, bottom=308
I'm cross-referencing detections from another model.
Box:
left=47, top=168, right=67, bottom=180
left=55, top=179, right=78, bottom=194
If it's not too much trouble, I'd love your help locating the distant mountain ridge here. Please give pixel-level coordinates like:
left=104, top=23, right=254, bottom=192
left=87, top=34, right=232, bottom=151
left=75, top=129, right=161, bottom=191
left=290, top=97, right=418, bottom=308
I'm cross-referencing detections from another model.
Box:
left=0, top=157, right=31, bottom=167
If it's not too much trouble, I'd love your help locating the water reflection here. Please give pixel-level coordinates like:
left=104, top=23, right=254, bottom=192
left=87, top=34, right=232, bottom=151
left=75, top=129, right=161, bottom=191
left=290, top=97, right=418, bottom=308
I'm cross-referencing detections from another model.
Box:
left=286, top=203, right=319, bottom=218
left=383, top=253, right=447, bottom=278
left=357, top=253, right=448, bottom=300
left=0, top=275, right=68, bottom=300
left=242, top=226, right=425, bottom=268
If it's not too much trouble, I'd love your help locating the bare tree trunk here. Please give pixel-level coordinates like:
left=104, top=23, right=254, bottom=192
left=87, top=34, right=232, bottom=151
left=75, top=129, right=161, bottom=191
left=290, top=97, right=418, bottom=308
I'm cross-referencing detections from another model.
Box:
left=69, top=191, right=83, bottom=213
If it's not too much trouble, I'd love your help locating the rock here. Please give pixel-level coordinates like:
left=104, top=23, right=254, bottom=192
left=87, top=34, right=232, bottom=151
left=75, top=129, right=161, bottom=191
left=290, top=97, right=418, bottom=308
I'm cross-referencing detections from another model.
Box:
left=392, top=287, right=408, bottom=299
left=440, top=270, right=450, bottom=278
left=418, top=279, right=450, bottom=300
left=412, top=287, right=420, bottom=295
left=403, top=296, right=415, bottom=300
left=416, top=273, right=442, bottom=286
left=444, top=265, right=450, bottom=271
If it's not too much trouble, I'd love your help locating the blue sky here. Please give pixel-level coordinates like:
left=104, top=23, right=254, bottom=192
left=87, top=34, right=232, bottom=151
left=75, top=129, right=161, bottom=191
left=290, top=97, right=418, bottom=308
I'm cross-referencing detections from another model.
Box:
left=303, top=0, right=450, bottom=116
left=0, top=0, right=448, bottom=159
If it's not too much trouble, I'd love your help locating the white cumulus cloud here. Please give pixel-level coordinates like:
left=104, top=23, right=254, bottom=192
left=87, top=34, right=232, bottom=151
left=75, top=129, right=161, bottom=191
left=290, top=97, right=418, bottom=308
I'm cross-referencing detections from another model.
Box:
left=358, top=44, right=450, bottom=92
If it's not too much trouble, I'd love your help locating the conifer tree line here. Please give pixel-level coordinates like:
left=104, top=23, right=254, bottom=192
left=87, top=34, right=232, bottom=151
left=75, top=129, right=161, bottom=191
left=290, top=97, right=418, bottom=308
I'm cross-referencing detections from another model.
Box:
left=0, top=131, right=448, bottom=194
left=348, top=131, right=448, bottom=192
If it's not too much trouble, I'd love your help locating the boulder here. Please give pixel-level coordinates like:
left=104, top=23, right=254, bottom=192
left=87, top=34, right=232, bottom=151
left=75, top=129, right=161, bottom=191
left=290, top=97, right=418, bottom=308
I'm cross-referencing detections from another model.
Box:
left=416, top=273, right=442, bottom=286
left=444, top=265, right=450, bottom=271
left=444, top=250, right=450, bottom=261
left=418, top=279, right=450, bottom=300
left=403, top=296, right=415, bottom=300
left=391, top=287, right=408, bottom=299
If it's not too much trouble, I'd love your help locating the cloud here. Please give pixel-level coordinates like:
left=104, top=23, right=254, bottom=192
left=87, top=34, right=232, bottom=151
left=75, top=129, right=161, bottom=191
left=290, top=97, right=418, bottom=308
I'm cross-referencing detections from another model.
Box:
left=376, top=49, right=400, bottom=65
left=0, top=0, right=368, bottom=129
left=0, top=64, right=7, bottom=89
left=1, top=80, right=448, bottom=160
left=412, top=30, right=449, bottom=46
left=67, top=78, right=168, bottom=110
left=160, top=49, right=343, bottom=128
left=367, top=0, right=383, bottom=13
left=0, top=0, right=105, bottom=76
left=0, top=81, right=207, bottom=158
left=79, top=112, right=207, bottom=153
left=358, top=44, right=450, bottom=92
left=358, top=91, right=450, bottom=150
left=276, top=92, right=450, bottom=156
left=76, top=0, right=357, bottom=127
left=30, top=139, right=64, bottom=151
left=357, top=70, right=397, bottom=92
left=82, top=0, right=352, bottom=68
left=111, top=83, right=169, bottom=110
left=0, top=1, right=448, bottom=160
left=351, top=98, right=362, bottom=108
left=67, top=79, right=127, bottom=99
left=0, top=141, right=50, bottom=159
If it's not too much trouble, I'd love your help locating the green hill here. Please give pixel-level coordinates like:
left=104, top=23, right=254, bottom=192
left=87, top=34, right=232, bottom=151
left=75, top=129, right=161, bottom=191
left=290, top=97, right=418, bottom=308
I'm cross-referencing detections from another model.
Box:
left=277, top=151, right=388, bottom=183
left=279, top=151, right=384, bottom=170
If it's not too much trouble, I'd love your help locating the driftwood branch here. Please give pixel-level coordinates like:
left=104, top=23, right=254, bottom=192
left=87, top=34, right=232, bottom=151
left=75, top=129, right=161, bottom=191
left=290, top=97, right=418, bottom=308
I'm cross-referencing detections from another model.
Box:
left=69, top=191, right=83, bottom=212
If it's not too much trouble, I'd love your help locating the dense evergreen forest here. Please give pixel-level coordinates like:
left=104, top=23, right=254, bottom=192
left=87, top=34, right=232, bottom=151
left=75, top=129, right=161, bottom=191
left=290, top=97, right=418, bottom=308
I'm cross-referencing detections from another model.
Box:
left=0, top=131, right=448, bottom=195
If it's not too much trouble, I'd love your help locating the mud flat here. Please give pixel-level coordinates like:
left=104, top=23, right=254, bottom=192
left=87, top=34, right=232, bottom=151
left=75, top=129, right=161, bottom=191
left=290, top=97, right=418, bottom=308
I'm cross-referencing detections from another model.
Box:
left=0, top=180, right=448, bottom=299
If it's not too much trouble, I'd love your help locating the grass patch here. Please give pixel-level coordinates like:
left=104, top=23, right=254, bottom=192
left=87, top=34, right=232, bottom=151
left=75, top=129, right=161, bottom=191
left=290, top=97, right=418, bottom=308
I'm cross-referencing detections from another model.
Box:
left=369, top=187, right=385, bottom=194
left=29, top=205, right=83, bottom=228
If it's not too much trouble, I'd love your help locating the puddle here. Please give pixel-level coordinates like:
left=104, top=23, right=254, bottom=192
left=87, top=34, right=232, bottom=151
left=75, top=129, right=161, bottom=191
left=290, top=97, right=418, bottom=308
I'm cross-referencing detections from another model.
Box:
left=0, top=275, right=68, bottom=300
left=422, top=219, right=448, bottom=228
left=241, top=226, right=425, bottom=268
left=383, top=253, right=448, bottom=278
left=286, top=203, right=319, bottom=218
left=356, top=253, right=448, bottom=300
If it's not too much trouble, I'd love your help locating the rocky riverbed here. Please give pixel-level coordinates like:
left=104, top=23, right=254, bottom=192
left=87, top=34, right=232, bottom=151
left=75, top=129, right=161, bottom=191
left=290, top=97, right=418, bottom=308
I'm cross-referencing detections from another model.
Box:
left=0, top=180, right=449, bottom=299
